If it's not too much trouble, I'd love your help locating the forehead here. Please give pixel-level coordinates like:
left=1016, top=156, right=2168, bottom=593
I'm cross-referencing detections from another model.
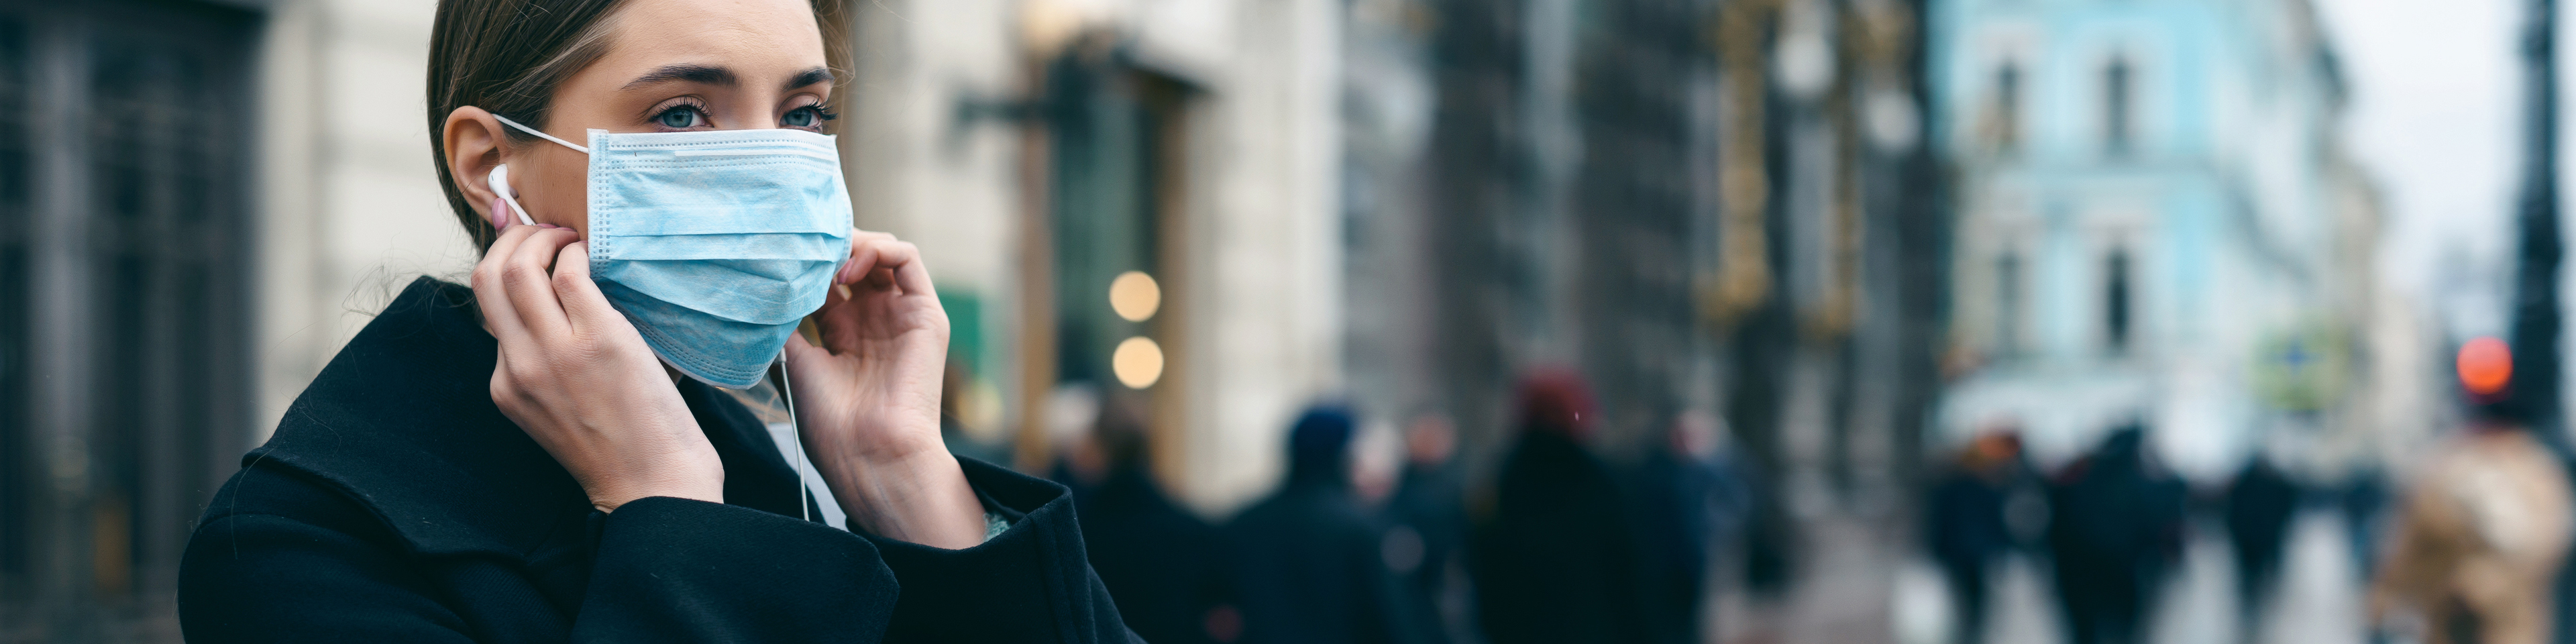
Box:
left=601, top=0, right=826, bottom=72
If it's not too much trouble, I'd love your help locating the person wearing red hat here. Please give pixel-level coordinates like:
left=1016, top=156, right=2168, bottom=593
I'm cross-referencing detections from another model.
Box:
left=1471, top=370, right=1649, bottom=644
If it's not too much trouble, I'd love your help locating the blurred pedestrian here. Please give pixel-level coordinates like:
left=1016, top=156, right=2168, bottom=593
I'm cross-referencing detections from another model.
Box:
left=1044, top=384, right=1108, bottom=504
left=1629, top=411, right=1741, bottom=644
left=1472, top=370, right=1649, bottom=644
left=2340, top=468, right=2391, bottom=582
left=2222, top=451, right=2301, bottom=644
left=1222, top=405, right=1421, bottom=644
left=1076, top=394, right=1225, bottom=644
left=2046, top=425, right=2188, bottom=644
left=1382, top=413, right=1472, bottom=644
left=1925, top=429, right=2031, bottom=644
left=2369, top=409, right=2573, bottom=644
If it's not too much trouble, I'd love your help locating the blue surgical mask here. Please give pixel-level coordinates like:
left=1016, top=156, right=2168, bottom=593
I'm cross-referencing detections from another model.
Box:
left=490, top=113, right=851, bottom=389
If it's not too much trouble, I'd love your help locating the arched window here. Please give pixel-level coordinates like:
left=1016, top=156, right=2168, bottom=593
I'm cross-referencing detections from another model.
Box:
left=2104, top=55, right=2134, bottom=155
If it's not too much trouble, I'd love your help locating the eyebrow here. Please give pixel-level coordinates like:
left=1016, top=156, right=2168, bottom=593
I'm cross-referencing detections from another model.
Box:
left=620, top=64, right=837, bottom=92
left=624, top=64, right=735, bottom=89
left=781, top=67, right=835, bottom=92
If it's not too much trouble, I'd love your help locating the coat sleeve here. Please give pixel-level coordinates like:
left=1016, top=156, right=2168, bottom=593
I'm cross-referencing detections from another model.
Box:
left=574, top=496, right=902, bottom=642
left=860, top=458, right=1143, bottom=643
left=180, top=465, right=903, bottom=643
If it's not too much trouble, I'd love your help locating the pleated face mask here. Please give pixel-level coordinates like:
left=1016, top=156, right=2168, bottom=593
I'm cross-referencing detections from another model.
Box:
left=489, top=113, right=851, bottom=389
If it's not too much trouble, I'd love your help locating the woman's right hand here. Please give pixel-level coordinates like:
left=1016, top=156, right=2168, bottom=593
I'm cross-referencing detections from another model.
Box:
left=473, top=208, right=724, bottom=512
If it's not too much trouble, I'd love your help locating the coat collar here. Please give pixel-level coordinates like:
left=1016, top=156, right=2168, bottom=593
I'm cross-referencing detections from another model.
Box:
left=246, top=277, right=806, bottom=557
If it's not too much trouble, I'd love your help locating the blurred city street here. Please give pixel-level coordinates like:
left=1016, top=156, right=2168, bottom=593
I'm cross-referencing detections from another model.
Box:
left=7, top=0, right=2576, bottom=641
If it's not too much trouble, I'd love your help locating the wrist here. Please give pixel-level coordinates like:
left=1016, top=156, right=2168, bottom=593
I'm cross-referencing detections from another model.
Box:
left=583, top=445, right=727, bottom=513
left=819, top=448, right=986, bottom=549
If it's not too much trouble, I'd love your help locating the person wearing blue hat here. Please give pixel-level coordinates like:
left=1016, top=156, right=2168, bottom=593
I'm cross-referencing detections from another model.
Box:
left=1220, top=405, right=1422, bottom=644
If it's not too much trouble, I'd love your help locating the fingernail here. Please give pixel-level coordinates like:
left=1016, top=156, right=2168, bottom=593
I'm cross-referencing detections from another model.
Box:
left=491, top=197, right=511, bottom=230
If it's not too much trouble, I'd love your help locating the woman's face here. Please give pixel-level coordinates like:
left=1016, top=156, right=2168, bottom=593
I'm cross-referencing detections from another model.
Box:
left=447, top=0, right=835, bottom=237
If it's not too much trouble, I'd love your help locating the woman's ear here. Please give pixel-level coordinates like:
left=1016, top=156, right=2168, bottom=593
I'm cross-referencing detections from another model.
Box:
left=443, top=106, right=508, bottom=217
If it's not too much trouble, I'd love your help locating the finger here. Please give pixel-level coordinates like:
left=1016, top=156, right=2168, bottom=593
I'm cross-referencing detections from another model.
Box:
left=837, top=230, right=902, bottom=284
left=502, top=227, right=581, bottom=341
left=809, top=277, right=857, bottom=350
left=547, top=241, right=627, bottom=339
left=845, top=237, right=920, bottom=288
left=886, top=245, right=939, bottom=301
left=856, top=240, right=931, bottom=299
left=472, top=224, right=545, bottom=347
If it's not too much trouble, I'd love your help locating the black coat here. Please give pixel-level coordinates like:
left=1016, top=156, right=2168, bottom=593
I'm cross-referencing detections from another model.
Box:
left=1222, top=474, right=1418, bottom=644
left=1472, top=431, right=1647, bottom=644
left=1381, top=465, right=1468, bottom=644
left=1077, top=467, right=1223, bottom=644
left=177, top=277, right=1137, bottom=643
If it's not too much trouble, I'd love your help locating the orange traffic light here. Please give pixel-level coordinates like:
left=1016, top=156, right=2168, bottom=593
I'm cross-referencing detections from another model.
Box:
left=2460, top=336, right=2513, bottom=396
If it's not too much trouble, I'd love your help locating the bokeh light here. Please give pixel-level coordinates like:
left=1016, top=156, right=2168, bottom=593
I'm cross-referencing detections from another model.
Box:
left=2459, top=335, right=2512, bottom=396
left=1112, top=336, right=1164, bottom=389
left=1109, top=271, right=1161, bottom=323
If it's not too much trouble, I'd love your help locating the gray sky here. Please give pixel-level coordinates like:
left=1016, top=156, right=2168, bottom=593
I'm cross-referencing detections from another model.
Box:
left=2315, top=0, right=2518, bottom=337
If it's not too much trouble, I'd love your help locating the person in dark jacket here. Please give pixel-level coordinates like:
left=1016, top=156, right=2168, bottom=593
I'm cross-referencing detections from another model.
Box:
left=182, top=278, right=1133, bottom=642
left=2224, top=453, right=2301, bottom=644
left=1629, top=411, right=1738, bottom=644
left=1222, top=405, right=1420, bottom=644
left=1381, top=413, right=1472, bottom=644
left=1474, top=370, right=1649, bottom=644
left=1079, top=394, right=1225, bottom=644
left=2047, top=425, right=2188, bottom=644
left=179, top=1, right=1136, bottom=641
left=1924, top=431, right=2029, bottom=644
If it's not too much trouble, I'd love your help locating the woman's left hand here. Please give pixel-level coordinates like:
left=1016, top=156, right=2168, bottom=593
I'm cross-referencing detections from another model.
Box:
left=784, top=230, right=988, bottom=549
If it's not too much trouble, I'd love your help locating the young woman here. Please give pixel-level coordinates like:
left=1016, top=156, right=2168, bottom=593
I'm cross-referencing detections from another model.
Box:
left=176, top=1, right=1134, bottom=641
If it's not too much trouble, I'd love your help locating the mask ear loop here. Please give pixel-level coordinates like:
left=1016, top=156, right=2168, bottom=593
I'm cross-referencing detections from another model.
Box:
left=771, top=350, right=814, bottom=524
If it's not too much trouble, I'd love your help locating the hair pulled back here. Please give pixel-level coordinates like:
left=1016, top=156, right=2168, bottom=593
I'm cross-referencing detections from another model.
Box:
left=425, top=0, right=849, bottom=252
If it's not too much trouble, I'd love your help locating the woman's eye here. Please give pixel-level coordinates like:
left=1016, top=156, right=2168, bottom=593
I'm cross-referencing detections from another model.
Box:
left=655, top=106, right=704, bottom=129
left=782, top=107, right=818, bottom=128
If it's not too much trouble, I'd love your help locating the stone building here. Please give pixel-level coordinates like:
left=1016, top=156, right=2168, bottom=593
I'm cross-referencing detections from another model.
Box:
left=0, top=0, right=1346, bottom=638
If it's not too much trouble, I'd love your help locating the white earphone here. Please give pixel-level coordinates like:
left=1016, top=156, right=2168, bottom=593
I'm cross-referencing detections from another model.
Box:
left=488, top=164, right=537, bottom=227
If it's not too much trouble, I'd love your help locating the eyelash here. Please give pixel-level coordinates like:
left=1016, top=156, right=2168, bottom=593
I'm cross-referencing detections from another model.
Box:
left=649, top=100, right=839, bottom=129
left=651, top=99, right=710, bottom=128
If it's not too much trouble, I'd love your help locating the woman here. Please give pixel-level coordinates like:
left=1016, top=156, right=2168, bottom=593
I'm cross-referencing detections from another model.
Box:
left=175, top=0, right=1134, bottom=641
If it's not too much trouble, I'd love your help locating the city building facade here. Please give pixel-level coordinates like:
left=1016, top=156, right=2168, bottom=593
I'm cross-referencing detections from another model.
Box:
left=1928, top=0, right=2398, bottom=478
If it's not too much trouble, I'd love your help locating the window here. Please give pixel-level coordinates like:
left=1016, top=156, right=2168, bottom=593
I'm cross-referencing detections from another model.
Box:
left=1996, top=252, right=2022, bottom=356
left=1992, top=62, right=2022, bottom=150
left=2104, top=56, right=2133, bottom=155
left=1033, top=45, right=1195, bottom=474
left=1044, top=53, right=1187, bottom=392
left=2106, top=249, right=2133, bottom=352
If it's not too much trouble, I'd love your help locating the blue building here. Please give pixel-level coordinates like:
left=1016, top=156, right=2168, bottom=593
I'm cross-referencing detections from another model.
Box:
left=1928, top=0, right=2381, bottom=478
